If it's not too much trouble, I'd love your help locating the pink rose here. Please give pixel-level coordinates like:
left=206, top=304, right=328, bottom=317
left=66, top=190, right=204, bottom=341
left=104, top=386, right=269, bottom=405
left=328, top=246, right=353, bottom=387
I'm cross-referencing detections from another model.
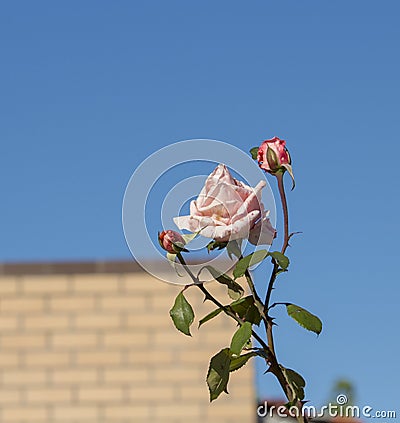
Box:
left=257, top=137, right=291, bottom=173
left=158, top=230, right=186, bottom=254
left=173, top=164, right=276, bottom=245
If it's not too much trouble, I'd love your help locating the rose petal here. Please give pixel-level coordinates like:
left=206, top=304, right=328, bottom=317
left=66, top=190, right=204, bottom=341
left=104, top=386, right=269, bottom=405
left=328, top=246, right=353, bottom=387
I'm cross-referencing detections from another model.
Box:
left=248, top=214, right=276, bottom=246
left=173, top=163, right=276, bottom=245
left=232, top=180, right=266, bottom=224
left=212, top=210, right=260, bottom=242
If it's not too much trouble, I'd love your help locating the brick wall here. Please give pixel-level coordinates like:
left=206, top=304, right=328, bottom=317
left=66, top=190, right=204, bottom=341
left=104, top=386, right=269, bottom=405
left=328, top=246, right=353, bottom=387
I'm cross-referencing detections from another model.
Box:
left=0, top=262, right=256, bottom=423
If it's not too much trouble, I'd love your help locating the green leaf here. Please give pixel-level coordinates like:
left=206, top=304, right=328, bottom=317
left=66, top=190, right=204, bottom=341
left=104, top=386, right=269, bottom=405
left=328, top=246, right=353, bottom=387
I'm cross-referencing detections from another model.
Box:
left=207, top=348, right=231, bottom=402
left=229, top=352, right=257, bottom=372
left=169, top=292, right=195, bottom=336
left=286, top=304, right=322, bottom=335
left=230, top=322, right=252, bottom=356
left=281, top=366, right=306, bottom=401
left=198, top=307, right=223, bottom=328
left=269, top=251, right=290, bottom=270
left=285, top=368, right=306, bottom=388
left=233, top=250, right=269, bottom=279
left=230, top=296, right=262, bottom=326
left=202, top=266, right=244, bottom=300
left=250, top=147, right=259, bottom=160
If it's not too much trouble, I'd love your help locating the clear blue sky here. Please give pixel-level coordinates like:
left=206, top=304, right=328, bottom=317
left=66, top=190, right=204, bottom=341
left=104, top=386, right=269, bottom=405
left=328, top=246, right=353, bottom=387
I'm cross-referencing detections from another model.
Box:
left=1, top=0, right=399, bottom=414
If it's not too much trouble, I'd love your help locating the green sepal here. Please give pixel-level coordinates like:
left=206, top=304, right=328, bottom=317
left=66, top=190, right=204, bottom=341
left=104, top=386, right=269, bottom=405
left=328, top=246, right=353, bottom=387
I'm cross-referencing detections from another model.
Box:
left=249, top=147, right=259, bottom=160
left=207, top=240, right=228, bottom=253
left=282, top=163, right=296, bottom=190
left=266, top=146, right=280, bottom=171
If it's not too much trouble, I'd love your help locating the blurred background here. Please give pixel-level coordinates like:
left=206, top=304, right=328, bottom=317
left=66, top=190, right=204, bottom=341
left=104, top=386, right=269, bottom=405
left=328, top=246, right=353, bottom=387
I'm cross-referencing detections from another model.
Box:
left=1, top=0, right=399, bottom=418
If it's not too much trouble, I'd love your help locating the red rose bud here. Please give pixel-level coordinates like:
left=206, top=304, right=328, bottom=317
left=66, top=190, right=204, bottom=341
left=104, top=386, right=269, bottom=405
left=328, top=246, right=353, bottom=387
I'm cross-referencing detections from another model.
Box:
left=158, top=230, right=187, bottom=254
left=258, top=137, right=290, bottom=172
left=257, top=136, right=295, bottom=189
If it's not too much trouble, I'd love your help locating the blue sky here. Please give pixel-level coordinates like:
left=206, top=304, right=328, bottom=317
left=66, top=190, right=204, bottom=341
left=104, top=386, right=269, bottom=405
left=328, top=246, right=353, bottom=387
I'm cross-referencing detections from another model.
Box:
left=1, top=0, right=399, bottom=413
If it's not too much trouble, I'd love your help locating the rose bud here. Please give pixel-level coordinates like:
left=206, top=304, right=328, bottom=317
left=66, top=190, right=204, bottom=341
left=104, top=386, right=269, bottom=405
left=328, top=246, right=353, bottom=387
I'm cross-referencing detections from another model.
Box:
left=257, top=136, right=295, bottom=189
left=158, top=230, right=187, bottom=254
left=257, top=137, right=291, bottom=173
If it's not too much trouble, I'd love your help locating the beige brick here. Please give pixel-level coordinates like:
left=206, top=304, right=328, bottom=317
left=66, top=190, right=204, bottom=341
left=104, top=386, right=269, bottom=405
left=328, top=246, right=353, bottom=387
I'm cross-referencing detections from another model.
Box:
left=24, top=314, right=70, bottom=330
left=73, top=274, right=121, bottom=293
left=1, top=334, right=46, bottom=349
left=207, top=402, right=255, bottom=418
left=22, top=275, right=69, bottom=294
left=99, top=295, right=147, bottom=311
left=104, top=368, right=148, bottom=383
left=75, top=313, right=121, bottom=329
left=0, top=268, right=256, bottom=423
left=50, top=296, right=95, bottom=311
left=178, top=350, right=212, bottom=365
left=0, top=389, right=21, bottom=404
left=155, top=420, right=206, bottom=423
left=0, top=352, right=20, bottom=366
left=0, top=297, right=44, bottom=313
left=130, top=386, right=174, bottom=401
left=53, top=405, right=98, bottom=420
left=178, top=385, right=209, bottom=401
left=0, top=316, right=19, bottom=331
left=128, top=349, right=174, bottom=365
left=105, top=405, right=150, bottom=419
left=153, top=331, right=200, bottom=348
left=103, top=331, right=149, bottom=347
left=78, top=386, right=124, bottom=401
left=52, top=369, right=98, bottom=384
left=27, top=388, right=71, bottom=403
left=204, top=329, right=233, bottom=344
left=2, top=407, right=48, bottom=421
left=153, top=367, right=204, bottom=383
left=2, top=370, right=47, bottom=385
left=76, top=351, right=121, bottom=366
left=151, top=294, right=180, bottom=311
left=52, top=333, right=98, bottom=348
left=25, top=351, right=70, bottom=367
left=126, top=313, right=173, bottom=329
left=123, top=274, right=173, bottom=293
left=154, top=404, right=201, bottom=419
left=0, top=276, right=19, bottom=294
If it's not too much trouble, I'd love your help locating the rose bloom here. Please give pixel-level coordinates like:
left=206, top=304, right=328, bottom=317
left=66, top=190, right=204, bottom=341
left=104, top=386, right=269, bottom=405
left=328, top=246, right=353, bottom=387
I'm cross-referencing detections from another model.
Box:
left=257, top=136, right=291, bottom=173
left=174, top=164, right=275, bottom=245
left=158, top=230, right=186, bottom=254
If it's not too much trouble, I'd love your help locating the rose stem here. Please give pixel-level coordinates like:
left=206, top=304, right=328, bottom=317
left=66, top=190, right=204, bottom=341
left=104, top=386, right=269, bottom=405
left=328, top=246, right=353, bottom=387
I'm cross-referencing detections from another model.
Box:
left=264, top=171, right=290, bottom=320
left=263, top=172, right=307, bottom=423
